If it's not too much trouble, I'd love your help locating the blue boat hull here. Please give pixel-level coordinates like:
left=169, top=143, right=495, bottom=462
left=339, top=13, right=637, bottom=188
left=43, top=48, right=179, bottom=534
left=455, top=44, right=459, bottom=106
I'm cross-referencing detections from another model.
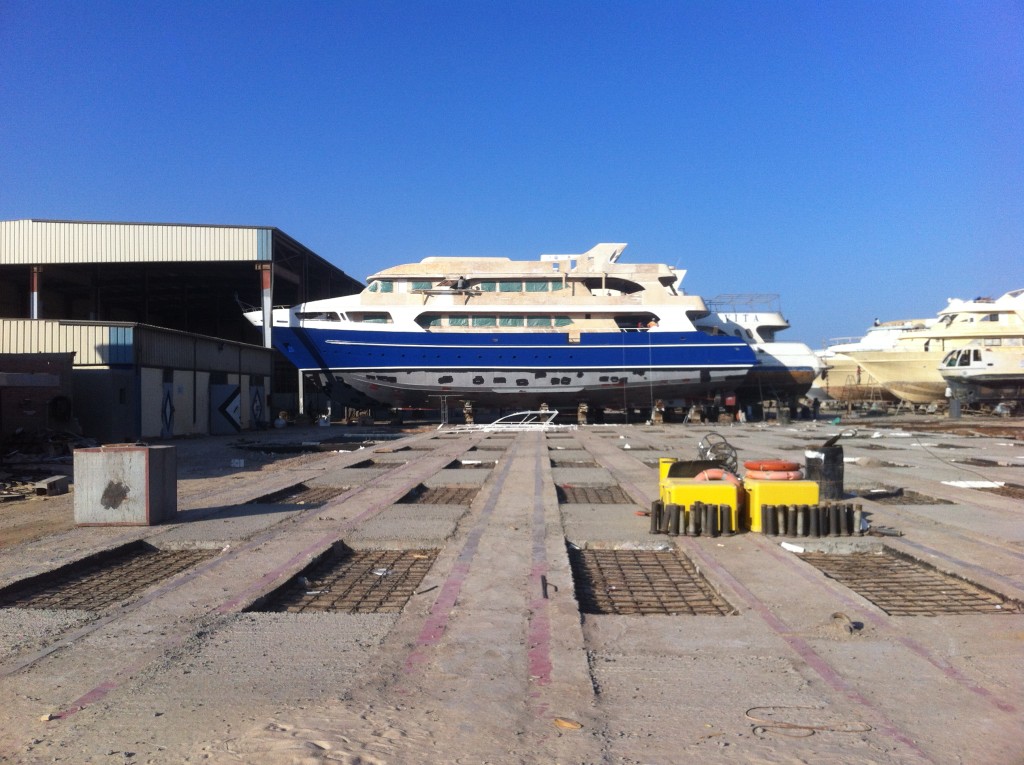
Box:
left=272, top=326, right=757, bottom=408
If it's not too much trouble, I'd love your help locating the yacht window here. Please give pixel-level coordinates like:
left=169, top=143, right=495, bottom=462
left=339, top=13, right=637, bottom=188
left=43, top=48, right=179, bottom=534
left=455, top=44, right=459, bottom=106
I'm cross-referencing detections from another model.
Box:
left=554, top=316, right=573, bottom=327
left=367, top=282, right=379, bottom=293
left=958, top=352, right=971, bottom=366
left=944, top=352, right=959, bottom=367
left=733, top=330, right=742, bottom=338
left=499, top=316, right=525, bottom=327
left=524, top=281, right=549, bottom=293
left=449, top=315, right=469, bottom=327
left=379, top=281, right=394, bottom=293
left=527, top=316, right=552, bottom=327
left=973, top=349, right=982, bottom=362
left=411, top=280, right=433, bottom=290
left=418, top=315, right=443, bottom=328
left=499, top=280, right=522, bottom=292
left=984, top=337, right=1002, bottom=346
left=761, top=330, right=776, bottom=342
left=478, top=281, right=497, bottom=292
left=296, top=311, right=342, bottom=322
left=472, top=315, right=497, bottom=327
left=351, top=312, right=391, bottom=323
left=1006, top=337, right=1023, bottom=346
left=745, top=329, right=754, bottom=340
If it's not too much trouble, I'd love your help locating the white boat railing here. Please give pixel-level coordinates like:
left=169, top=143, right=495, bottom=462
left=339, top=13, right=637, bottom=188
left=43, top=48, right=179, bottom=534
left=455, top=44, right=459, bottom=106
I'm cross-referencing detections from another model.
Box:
left=438, top=410, right=577, bottom=433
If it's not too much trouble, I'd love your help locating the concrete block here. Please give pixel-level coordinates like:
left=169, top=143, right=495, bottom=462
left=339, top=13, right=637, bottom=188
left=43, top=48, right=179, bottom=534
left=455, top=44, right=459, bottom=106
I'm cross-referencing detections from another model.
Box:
left=34, top=475, right=69, bottom=496
left=73, top=445, right=177, bottom=525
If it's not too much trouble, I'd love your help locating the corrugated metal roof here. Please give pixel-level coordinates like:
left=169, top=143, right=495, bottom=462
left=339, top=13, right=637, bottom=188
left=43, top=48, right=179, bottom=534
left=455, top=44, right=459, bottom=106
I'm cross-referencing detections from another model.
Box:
left=0, top=219, right=273, bottom=265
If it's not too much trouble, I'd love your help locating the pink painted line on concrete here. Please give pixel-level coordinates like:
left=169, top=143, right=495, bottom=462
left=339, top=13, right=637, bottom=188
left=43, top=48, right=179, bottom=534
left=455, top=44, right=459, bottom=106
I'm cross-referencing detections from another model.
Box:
left=682, top=538, right=932, bottom=762
left=403, top=447, right=515, bottom=673
left=526, top=450, right=553, bottom=689
left=46, top=453, right=458, bottom=721
left=599, top=443, right=932, bottom=763
left=760, top=536, right=1018, bottom=715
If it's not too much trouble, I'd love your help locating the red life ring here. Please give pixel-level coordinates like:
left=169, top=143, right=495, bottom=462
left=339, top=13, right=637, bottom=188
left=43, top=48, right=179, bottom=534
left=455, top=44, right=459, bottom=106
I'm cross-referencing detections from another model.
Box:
left=745, top=469, right=803, bottom=480
left=694, top=468, right=742, bottom=486
left=743, top=459, right=800, bottom=472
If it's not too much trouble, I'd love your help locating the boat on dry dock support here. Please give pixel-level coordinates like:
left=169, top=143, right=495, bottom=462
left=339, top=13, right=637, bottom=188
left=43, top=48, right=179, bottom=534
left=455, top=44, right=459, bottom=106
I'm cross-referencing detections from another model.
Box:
left=845, top=289, right=1024, bottom=405
left=695, top=293, right=823, bottom=407
left=245, top=243, right=757, bottom=412
left=940, top=339, right=1024, bottom=411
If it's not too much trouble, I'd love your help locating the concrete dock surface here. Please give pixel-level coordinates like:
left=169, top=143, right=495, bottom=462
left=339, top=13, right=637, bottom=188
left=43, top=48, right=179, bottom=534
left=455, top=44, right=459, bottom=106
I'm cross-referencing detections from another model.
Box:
left=0, top=415, right=1022, bottom=764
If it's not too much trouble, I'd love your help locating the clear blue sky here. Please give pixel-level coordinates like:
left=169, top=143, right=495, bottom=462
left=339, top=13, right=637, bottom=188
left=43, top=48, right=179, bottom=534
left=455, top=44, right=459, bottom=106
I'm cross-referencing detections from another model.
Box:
left=2, top=1, right=1021, bottom=347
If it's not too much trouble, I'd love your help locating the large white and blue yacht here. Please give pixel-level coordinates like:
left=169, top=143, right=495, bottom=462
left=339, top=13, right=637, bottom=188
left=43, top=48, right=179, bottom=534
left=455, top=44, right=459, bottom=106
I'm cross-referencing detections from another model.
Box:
left=245, top=243, right=758, bottom=410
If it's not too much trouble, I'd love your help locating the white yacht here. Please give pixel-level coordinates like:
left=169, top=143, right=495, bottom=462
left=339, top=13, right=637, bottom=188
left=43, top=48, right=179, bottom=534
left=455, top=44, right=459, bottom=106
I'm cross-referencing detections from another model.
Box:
left=245, top=243, right=757, bottom=410
left=846, top=289, right=1024, bottom=404
left=812, top=319, right=932, bottom=402
left=694, top=294, right=823, bottom=404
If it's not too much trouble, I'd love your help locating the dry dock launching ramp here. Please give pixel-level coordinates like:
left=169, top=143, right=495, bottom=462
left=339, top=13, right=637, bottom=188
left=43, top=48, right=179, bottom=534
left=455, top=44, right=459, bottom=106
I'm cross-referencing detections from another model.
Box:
left=0, top=419, right=1022, bottom=764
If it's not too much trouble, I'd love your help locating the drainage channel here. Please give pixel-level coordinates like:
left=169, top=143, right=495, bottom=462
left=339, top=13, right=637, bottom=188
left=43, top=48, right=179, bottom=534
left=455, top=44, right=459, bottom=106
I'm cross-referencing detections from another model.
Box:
left=444, top=459, right=496, bottom=469
left=557, top=485, right=634, bottom=504
left=799, top=548, right=1021, bottom=616
left=250, top=544, right=437, bottom=614
left=568, top=546, right=734, bottom=616
left=249, top=483, right=349, bottom=505
left=0, top=541, right=216, bottom=611
left=551, top=458, right=599, bottom=468
left=398, top=484, right=480, bottom=504
left=979, top=482, right=1024, bottom=500
left=851, top=487, right=954, bottom=505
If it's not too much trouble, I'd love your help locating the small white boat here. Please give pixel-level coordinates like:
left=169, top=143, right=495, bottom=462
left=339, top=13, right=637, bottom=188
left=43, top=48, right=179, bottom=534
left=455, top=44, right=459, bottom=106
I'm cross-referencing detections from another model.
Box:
left=437, top=410, right=577, bottom=433
left=940, top=339, right=1024, bottom=407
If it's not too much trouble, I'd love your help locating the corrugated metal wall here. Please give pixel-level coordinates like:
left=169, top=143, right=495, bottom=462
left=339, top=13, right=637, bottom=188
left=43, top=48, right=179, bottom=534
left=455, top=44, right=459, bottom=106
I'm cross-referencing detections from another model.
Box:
left=0, top=320, right=272, bottom=374
left=0, top=220, right=273, bottom=265
left=0, top=320, right=135, bottom=365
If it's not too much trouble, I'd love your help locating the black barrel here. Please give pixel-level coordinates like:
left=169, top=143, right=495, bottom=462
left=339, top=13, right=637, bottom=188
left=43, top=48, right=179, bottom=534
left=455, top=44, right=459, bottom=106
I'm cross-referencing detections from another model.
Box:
left=687, top=503, right=700, bottom=536
left=806, top=445, right=844, bottom=500
left=650, top=500, right=663, bottom=534
left=797, top=505, right=809, bottom=537
left=721, top=504, right=734, bottom=535
left=829, top=503, right=841, bottom=536
left=667, top=504, right=681, bottom=536
left=809, top=504, right=821, bottom=537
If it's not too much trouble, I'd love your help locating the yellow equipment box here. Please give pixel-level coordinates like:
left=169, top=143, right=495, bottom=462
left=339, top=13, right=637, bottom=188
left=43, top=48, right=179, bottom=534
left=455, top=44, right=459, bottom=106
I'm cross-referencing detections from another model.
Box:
left=660, top=479, right=740, bottom=529
left=744, top=479, right=820, bottom=532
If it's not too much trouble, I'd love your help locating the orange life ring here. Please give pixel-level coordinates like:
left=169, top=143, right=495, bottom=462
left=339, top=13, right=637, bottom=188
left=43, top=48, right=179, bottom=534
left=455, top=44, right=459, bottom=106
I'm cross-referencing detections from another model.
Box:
left=694, top=468, right=742, bottom=486
left=743, top=459, right=800, bottom=472
left=745, top=469, right=803, bottom=480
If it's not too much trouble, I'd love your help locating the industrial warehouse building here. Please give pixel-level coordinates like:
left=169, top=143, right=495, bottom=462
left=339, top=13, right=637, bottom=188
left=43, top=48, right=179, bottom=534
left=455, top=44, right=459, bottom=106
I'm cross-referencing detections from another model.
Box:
left=0, top=219, right=363, bottom=442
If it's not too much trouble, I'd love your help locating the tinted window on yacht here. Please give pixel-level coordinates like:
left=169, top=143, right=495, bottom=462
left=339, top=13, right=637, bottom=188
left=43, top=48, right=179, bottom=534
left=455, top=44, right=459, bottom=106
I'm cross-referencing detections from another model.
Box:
left=449, top=315, right=469, bottom=326
left=473, top=315, right=497, bottom=327
left=499, top=316, right=525, bottom=327
left=499, top=281, right=522, bottom=292
left=411, top=281, right=433, bottom=290
left=527, top=316, right=551, bottom=327
left=352, top=312, right=392, bottom=323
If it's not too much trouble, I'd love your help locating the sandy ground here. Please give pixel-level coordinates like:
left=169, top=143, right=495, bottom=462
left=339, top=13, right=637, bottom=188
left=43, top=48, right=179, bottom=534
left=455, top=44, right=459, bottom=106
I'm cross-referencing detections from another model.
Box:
left=0, top=415, right=1022, bottom=764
